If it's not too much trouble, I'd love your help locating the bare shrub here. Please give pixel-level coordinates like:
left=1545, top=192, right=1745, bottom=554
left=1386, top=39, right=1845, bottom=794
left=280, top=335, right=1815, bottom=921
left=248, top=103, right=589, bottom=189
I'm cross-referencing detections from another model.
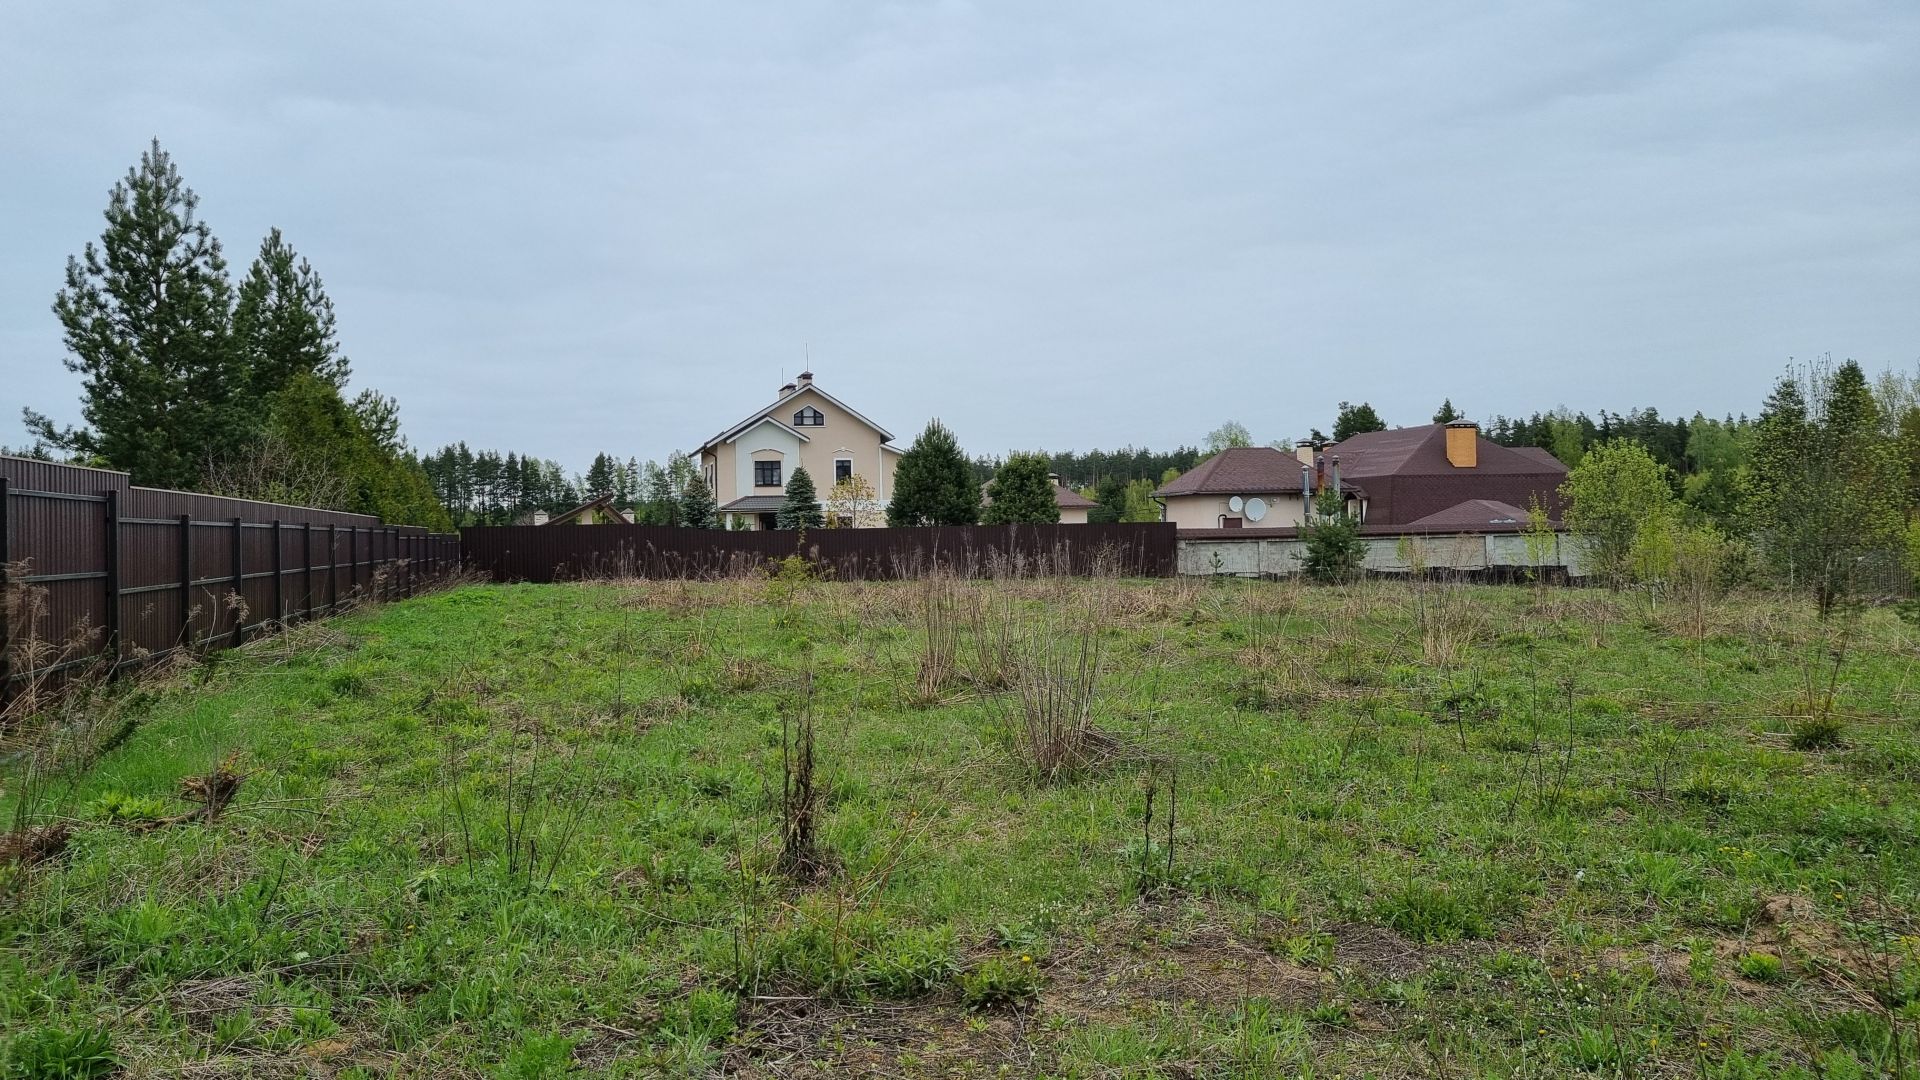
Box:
left=1409, top=578, right=1484, bottom=669
left=913, top=575, right=961, bottom=704
left=998, top=585, right=1115, bottom=782
left=779, top=671, right=834, bottom=881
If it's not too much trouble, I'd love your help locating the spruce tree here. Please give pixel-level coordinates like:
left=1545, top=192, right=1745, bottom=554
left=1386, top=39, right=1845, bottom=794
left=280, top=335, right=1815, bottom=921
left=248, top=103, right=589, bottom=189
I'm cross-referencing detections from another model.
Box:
left=232, top=227, right=348, bottom=398
left=1089, top=474, right=1128, bottom=524
left=887, top=419, right=980, bottom=526
left=1433, top=399, right=1461, bottom=424
left=680, top=473, right=718, bottom=528
left=28, top=139, right=245, bottom=488
left=981, top=453, right=1060, bottom=524
left=586, top=452, right=615, bottom=496
left=777, top=467, right=825, bottom=529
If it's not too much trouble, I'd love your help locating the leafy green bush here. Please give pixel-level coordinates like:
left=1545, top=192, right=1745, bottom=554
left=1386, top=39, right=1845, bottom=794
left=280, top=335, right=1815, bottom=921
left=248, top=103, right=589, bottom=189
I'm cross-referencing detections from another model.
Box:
left=1789, top=715, right=1845, bottom=750
left=1376, top=883, right=1485, bottom=943
left=2, top=1024, right=118, bottom=1079
left=1738, top=951, right=1784, bottom=983
left=85, top=791, right=169, bottom=825
left=959, top=955, right=1043, bottom=1009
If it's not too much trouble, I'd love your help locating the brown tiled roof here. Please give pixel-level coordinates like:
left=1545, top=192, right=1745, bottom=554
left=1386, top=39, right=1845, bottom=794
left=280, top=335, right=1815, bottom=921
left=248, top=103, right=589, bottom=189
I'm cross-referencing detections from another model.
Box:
left=1154, top=447, right=1361, bottom=498
left=1320, top=423, right=1568, bottom=526
left=1054, top=484, right=1097, bottom=510
left=1403, top=499, right=1529, bottom=529
left=1508, top=445, right=1566, bottom=469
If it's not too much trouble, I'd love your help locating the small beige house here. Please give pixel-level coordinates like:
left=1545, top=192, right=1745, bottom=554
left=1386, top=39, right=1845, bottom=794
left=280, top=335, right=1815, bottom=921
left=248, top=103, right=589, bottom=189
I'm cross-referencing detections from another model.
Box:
left=696, top=371, right=900, bottom=529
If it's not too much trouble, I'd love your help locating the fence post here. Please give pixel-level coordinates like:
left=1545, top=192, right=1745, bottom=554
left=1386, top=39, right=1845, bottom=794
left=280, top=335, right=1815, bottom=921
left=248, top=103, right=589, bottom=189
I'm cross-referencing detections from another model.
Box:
left=330, top=525, right=340, bottom=611
left=303, top=522, right=314, bottom=622
left=272, top=520, right=284, bottom=628
left=0, top=477, right=10, bottom=702
left=104, top=489, right=121, bottom=669
left=230, top=517, right=245, bottom=645
left=179, top=514, right=193, bottom=649
left=350, top=526, right=359, bottom=600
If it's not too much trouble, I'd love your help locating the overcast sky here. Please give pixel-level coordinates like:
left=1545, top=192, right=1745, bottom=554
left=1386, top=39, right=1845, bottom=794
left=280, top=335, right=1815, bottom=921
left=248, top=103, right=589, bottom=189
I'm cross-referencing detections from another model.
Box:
left=4, top=2, right=1918, bottom=468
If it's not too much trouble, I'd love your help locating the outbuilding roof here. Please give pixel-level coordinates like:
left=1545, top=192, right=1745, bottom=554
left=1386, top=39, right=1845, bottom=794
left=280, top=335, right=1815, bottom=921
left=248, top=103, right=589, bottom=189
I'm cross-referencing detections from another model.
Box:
left=1153, top=446, right=1362, bottom=499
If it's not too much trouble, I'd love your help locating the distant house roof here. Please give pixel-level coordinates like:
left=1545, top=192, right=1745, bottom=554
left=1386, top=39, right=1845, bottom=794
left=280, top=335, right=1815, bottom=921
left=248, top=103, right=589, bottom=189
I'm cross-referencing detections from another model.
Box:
left=545, top=492, right=634, bottom=525
left=697, top=377, right=894, bottom=454
left=1508, top=445, right=1566, bottom=469
left=1053, top=484, right=1097, bottom=510
left=1329, top=423, right=1567, bottom=479
left=1154, top=446, right=1362, bottom=499
left=719, top=495, right=787, bottom=513
left=979, top=474, right=1101, bottom=511
left=1403, top=499, right=1530, bottom=530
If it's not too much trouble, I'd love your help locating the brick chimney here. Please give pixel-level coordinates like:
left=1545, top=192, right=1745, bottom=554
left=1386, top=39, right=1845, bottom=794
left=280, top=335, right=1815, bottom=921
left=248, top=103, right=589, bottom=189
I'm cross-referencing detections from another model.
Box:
left=796, top=370, right=814, bottom=388
left=1444, top=420, right=1479, bottom=468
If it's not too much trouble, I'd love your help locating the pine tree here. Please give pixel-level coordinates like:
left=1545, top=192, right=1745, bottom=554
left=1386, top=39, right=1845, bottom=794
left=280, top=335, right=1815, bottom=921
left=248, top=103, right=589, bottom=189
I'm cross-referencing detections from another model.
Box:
left=1297, top=490, right=1365, bottom=583
left=680, top=473, right=718, bottom=528
left=887, top=419, right=980, bottom=526
left=1332, top=402, right=1387, bottom=442
left=232, top=227, right=348, bottom=398
left=27, top=139, right=246, bottom=488
left=777, top=467, right=825, bottom=529
left=981, top=453, right=1060, bottom=524
left=1433, top=399, right=1461, bottom=424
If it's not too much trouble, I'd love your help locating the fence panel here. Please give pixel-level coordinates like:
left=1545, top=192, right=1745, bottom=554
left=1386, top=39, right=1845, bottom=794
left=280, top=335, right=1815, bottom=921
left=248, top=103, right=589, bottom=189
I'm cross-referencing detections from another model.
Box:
left=461, top=522, right=1179, bottom=582
left=2, top=456, right=459, bottom=703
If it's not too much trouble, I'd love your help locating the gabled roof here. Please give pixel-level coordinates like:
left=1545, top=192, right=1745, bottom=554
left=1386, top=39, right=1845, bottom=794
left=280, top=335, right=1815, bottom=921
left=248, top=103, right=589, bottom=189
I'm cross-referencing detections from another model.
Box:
left=545, top=492, right=634, bottom=525
left=1054, top=484, right=1097, bottom=510
left=1154, top=446, right=1361, bottom=498
left=1403, top=499, right=1530, bottom=529
left=725, top=416, right=811, bottom=445
left=1328, top=423, right=1569, bottom=478
left=698, top=380, right=894, bottom=453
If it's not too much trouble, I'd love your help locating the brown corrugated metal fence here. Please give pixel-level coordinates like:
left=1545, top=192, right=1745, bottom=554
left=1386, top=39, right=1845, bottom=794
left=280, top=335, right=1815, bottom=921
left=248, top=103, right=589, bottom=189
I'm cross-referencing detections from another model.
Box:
left=462, top=522, right=1178, bottom=583
left=2, top=456, right=459, bottom=702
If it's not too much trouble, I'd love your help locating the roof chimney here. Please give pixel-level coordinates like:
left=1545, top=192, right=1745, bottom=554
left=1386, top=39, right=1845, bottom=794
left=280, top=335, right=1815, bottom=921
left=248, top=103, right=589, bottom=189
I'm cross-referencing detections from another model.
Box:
left=1444, top=420, right=1479, bottom=469
left=796, top=370, right=814, bottom=387
left=779, top=380, right=797, bottom=395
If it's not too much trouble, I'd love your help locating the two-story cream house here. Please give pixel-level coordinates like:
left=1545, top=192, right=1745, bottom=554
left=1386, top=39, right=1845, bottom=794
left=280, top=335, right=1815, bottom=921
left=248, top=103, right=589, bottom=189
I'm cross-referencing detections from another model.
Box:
left=695, top=371, right=901, bottom=529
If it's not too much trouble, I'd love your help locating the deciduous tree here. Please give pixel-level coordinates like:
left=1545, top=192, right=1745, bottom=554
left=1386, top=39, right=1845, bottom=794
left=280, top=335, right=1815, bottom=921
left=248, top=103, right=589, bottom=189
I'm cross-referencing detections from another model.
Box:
left=981, top=453, right=1060, bottom=524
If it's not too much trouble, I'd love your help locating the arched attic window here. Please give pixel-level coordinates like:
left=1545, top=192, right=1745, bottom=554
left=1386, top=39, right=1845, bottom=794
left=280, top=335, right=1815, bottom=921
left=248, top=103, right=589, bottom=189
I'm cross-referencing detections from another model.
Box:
left=793, top=406, right=824, bottom=427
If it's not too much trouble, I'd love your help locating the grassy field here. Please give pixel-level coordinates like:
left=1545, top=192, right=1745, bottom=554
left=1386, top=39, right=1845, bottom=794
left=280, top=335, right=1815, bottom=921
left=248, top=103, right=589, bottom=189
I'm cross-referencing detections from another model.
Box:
left=3, top=574, right=1919, bottom=1078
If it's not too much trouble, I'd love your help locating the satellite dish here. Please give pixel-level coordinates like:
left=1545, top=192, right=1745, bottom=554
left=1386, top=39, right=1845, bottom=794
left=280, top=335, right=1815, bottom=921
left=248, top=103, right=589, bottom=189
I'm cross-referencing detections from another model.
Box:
left=1228, top=496, right=1245, bottom=513
left=1245, top=497, right=1269, bottom=523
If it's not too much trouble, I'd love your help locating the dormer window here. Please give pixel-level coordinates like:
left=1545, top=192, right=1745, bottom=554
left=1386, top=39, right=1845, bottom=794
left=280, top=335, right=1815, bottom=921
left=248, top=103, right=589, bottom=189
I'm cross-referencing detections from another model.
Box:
left=793, top=407, right=824, bottom=427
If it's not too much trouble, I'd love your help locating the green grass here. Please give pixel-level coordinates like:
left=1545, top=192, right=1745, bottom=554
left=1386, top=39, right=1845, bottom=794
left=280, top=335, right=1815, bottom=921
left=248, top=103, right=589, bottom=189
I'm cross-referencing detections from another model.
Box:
left=4, top=576, right=1920, bottom=1077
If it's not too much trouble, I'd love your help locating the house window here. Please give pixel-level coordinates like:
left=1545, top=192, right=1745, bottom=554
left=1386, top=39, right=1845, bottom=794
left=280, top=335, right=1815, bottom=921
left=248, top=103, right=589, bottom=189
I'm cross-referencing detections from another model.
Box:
left=835, top=459, right=853, bottom=483
left=1222, top=517, right=1243, bottom=529
left=794, top=407, right=824, bottom=427
left=755, top=461, right=782, bottom=488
